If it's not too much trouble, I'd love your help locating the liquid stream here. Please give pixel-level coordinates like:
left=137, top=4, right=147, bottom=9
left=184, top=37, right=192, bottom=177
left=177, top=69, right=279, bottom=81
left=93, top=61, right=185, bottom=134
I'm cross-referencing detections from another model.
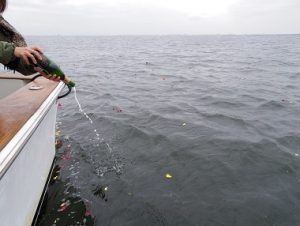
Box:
left=73, top=87, right=112, bottom=152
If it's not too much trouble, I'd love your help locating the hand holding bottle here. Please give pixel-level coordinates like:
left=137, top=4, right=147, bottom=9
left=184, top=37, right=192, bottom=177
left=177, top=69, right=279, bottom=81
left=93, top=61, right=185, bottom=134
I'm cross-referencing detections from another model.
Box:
left=32, top=53, right=75, bottom=87
left=14, top=47, right=60, bottom=82
left=14, top=46, right=43, bottom=65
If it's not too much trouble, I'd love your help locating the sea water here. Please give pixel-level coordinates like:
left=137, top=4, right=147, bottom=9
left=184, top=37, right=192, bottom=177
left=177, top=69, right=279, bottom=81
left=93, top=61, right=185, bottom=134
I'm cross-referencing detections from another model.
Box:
left=34, top=35, right=300, bottom=226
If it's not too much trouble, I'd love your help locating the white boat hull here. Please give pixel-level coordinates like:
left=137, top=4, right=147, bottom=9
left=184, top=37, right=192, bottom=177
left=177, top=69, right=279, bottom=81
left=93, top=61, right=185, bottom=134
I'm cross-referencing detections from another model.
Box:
left=0, top=104, right=57, bottom=226
left=0, top=79, right=64, bottom=226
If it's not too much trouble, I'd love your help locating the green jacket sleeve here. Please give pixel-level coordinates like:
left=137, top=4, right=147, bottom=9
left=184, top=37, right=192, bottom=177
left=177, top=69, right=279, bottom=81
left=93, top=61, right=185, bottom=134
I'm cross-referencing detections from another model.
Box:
left=0, top=41, right=16, bottom=65
left=0, top=41, right=35, bottom=75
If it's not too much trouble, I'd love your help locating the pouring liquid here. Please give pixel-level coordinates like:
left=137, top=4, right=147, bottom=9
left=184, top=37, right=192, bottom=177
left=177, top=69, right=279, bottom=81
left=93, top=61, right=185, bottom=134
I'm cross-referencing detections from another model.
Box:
left=73, top=87, right=112, bottom=152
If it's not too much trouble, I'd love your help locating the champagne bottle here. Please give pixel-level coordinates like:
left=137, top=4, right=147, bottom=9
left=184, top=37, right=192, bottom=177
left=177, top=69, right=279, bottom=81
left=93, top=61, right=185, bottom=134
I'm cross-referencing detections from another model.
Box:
left=34, top=54, right=75, bottom=87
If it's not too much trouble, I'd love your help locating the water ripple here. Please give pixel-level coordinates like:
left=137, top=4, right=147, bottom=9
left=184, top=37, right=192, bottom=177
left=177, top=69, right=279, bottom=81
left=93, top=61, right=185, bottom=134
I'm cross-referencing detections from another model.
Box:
left=31, top=35, right=300, bottom=226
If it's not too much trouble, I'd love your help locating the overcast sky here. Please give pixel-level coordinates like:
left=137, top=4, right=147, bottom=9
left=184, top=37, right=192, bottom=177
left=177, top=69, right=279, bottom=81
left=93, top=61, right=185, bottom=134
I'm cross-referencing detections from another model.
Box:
left=3, top=0, right=300, bottom=35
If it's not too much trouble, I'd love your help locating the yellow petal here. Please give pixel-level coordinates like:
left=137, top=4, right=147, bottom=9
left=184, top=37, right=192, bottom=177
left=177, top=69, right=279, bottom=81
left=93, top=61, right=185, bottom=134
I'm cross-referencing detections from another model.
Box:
left=165, top=173, right=173, bottom=179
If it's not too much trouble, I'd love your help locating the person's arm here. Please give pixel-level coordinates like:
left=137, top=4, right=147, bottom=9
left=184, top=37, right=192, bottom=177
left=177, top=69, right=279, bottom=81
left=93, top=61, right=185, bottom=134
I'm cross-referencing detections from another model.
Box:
left=0, top=43, right=43, bottom=75
left=0, top=41, right=16, bottom=65
left=0, top=42, right=59, bottom=80
left=13, top=46, right=43, bottom=75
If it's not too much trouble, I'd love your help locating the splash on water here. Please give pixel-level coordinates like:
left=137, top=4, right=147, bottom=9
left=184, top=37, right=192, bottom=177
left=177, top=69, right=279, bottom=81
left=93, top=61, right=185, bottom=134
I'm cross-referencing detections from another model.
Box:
left=73, top=87, right=122, bottom=176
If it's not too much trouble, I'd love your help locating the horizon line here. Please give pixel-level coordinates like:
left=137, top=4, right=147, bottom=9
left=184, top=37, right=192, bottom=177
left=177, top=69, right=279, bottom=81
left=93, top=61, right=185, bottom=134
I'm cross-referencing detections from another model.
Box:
left=24, top=33, right=300, bottom=36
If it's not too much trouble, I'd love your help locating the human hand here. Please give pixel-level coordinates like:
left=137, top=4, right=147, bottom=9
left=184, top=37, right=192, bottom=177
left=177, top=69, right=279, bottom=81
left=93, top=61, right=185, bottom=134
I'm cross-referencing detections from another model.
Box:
left=14, top=46, right=43, bottom=65
left=34, top=67, right=61, bottom=82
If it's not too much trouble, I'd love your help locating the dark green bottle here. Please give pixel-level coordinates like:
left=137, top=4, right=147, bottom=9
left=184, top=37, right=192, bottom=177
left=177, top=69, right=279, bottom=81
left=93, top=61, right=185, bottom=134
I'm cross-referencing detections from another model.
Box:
left=35, top=54, right=75, bottom=87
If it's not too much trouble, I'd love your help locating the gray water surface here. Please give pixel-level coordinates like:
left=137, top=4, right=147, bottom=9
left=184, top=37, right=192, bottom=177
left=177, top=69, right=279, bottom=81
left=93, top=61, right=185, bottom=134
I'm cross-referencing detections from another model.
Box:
left=31, top=35, right=300, bottom=226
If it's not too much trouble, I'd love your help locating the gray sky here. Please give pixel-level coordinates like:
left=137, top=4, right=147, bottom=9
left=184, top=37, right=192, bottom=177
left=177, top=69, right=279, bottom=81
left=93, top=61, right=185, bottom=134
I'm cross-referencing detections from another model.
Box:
left=3, top=0, right=300, bottom=35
